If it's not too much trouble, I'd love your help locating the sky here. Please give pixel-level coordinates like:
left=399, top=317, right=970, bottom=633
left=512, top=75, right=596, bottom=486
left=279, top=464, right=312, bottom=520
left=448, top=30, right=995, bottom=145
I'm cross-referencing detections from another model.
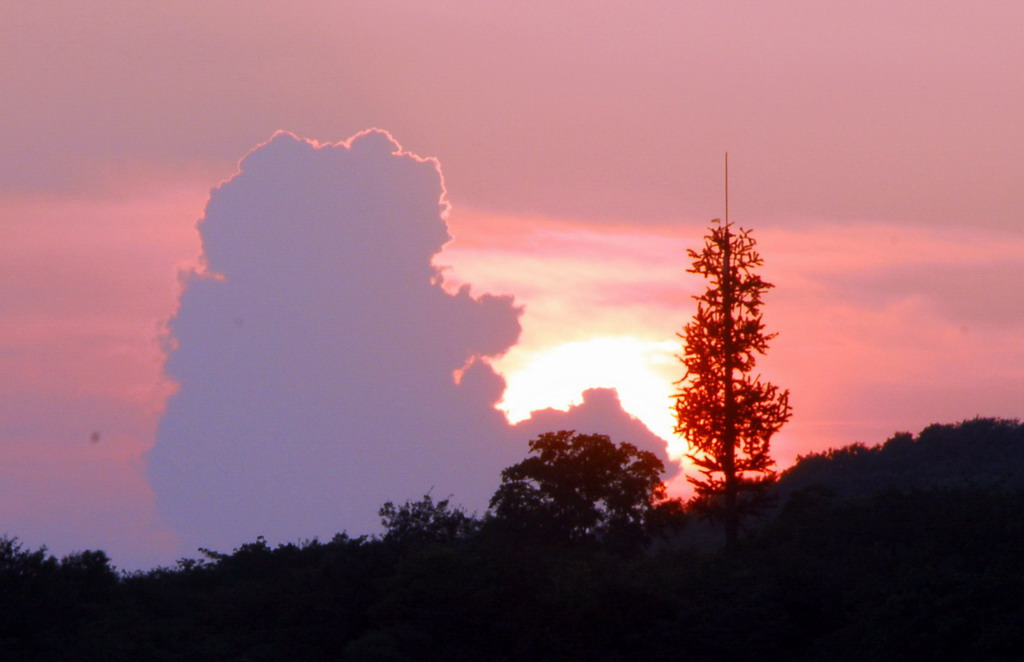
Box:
left=2, top=2, right=1022, bottom=568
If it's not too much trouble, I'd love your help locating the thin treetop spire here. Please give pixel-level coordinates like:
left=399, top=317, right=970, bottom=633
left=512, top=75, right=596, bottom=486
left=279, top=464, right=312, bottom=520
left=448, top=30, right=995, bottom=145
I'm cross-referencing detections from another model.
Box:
left=724, top=151, right=729, bottom=226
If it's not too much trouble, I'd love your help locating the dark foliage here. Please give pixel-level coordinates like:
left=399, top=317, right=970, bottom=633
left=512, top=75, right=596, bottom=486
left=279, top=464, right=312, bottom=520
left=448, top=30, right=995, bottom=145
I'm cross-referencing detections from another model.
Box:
left=0, top=538, right=117, bottom=658
left=4, top=419, right=1024, bottom=660
left=775, top=417, right=1024, bottom=502
left=487, top=430, right=686, bottom=552
left=379, top=493, right=481, bottom=548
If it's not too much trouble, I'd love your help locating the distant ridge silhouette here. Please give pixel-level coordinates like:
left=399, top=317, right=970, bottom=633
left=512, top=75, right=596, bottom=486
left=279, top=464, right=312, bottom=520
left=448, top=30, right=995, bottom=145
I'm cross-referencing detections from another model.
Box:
left=774, top=418, right=1024, bottom=502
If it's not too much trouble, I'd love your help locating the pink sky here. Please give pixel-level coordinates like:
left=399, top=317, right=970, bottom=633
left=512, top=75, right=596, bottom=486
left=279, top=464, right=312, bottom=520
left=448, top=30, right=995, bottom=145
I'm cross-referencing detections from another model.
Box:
left=2, top=2, right=1022, bottom=567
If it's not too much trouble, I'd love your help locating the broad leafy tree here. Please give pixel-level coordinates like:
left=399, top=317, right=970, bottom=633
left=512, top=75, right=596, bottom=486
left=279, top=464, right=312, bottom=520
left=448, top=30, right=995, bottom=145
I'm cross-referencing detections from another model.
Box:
left=488, top=430, right=684, bottom=550
left=674, top=219, right=791, bottom=546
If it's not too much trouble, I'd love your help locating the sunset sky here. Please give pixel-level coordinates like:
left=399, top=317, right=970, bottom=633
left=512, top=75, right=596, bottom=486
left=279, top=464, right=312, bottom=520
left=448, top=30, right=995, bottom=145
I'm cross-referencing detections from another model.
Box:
left=2, top=2, right=1022, bottom=568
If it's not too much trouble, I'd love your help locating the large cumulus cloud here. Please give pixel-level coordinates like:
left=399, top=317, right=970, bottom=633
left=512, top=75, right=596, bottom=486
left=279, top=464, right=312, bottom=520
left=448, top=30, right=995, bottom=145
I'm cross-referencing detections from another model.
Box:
left=148, top=130, right=674, bottom=554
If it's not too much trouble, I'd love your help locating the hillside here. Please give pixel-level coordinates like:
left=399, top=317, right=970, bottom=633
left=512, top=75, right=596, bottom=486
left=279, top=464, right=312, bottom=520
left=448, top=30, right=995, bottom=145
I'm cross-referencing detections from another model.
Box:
left=4, top=419, right=1024, bottom=659
left=774, top=418, right=1024, bottom=503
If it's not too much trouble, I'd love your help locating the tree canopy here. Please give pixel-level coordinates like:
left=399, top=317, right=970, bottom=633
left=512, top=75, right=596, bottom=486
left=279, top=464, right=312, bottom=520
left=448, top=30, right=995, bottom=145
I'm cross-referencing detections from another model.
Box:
left=487, top=430, right=683, bottom=550
left=378, top=493, right=480, bottom=547
left=5, top=421, right=1024, bottom=659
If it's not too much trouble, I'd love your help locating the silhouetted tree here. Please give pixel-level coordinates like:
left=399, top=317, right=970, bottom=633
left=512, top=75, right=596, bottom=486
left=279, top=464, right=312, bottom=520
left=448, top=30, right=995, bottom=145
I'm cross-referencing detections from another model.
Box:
left=8, top=414, right=1024, bottom=662
left=674, top=219, right=791, bottom=546
left=378, top=494, right=480, bottom=547
left=488, top=430, right=683, bottom=551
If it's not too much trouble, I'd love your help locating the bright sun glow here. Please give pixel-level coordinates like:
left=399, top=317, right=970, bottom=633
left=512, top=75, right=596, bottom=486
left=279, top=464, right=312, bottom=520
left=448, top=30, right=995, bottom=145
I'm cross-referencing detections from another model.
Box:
left=496, top=336, right=687, bottom=459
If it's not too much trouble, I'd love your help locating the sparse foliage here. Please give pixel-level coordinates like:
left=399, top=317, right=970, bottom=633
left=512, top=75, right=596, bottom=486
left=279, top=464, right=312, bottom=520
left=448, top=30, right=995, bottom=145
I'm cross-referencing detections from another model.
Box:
left=674, top=219, right=791, bottom=545
left=379, top=494, right=480, bottom=546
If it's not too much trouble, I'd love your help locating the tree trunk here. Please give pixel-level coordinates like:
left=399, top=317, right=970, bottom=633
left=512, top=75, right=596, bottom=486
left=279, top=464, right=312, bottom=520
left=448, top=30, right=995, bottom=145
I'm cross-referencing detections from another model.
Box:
left=721, top=225, right=738, bottom=548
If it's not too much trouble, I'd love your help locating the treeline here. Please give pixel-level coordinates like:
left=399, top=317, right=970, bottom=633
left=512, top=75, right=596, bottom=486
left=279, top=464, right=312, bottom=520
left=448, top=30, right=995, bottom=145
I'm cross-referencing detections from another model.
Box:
left=4, top=420, right=1024, bottom=660
left=774, top=417, right=1024, bottom=499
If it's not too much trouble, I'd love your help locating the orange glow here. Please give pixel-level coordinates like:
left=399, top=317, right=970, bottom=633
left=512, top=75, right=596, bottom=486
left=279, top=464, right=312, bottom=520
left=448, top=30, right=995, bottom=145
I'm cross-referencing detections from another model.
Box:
left=440, top=208, right=1024, bottom=478
left=498, top=336, right=684, bottom=459
left=4, top=1, right=1024, bottom=570
left=438, top=207, right=699, bottom=484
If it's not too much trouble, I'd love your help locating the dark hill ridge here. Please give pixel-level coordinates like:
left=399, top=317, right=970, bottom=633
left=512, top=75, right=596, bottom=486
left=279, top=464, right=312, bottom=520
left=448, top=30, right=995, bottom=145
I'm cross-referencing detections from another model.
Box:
left=5, top=418, right=1024, bottom=659
left=774, top=418, right=1024, bottom=502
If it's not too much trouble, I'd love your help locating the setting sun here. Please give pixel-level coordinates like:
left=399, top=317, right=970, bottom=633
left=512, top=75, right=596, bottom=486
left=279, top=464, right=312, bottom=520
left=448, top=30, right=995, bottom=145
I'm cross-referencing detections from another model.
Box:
left=496, top=336, right=686, bottom=459
left=3, top=2, right=1023, bottom=582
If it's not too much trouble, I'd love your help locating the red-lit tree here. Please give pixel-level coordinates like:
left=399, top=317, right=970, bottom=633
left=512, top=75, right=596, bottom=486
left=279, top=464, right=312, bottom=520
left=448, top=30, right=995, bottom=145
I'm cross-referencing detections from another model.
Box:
left=674, top=219, right=791, bottom=546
